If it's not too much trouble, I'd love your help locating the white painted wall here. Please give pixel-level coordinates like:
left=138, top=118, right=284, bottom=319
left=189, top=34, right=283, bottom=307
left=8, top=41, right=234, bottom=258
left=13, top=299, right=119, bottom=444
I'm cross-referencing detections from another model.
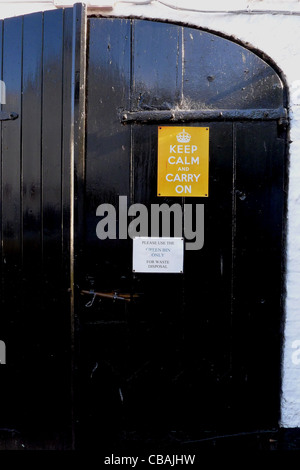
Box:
left=1, top=0, right=300, bottom=429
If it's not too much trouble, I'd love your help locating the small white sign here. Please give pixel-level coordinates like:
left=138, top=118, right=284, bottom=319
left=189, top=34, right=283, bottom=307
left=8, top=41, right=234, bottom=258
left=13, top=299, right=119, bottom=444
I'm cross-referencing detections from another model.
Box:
left=132, top=237, right=184, bottom=273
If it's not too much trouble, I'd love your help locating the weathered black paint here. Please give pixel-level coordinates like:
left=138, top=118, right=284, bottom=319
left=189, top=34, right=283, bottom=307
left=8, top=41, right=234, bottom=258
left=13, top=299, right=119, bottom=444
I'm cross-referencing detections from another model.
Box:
left=0, top=10, right=287, bottom=451
left=122, top=107, right=287, bottom=123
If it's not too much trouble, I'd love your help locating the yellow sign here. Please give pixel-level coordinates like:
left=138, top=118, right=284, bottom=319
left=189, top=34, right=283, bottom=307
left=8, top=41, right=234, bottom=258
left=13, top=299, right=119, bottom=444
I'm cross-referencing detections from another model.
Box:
left=157, top=126, right=209, bottom=197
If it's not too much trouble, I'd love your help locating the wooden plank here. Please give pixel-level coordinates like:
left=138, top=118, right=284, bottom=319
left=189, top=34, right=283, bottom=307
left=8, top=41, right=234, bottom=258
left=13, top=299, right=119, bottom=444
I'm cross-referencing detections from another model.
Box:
left=69, top=3, right=87, bottom=450
left=1, top=14, right=23, bottom=432
left=233, top=121, right=285, bottom=427
left=18, top=11, right=44, bottom=442
left=42, top=9, right=64, bottom=270
left=62, top=8, right=73, bottom=288
left=0, top=18, right=8, bottom=437
left=84, top=18, right=131, bottom=283
left=2, top=17, right=22, bottom=268
left=2, top=16, right=23, bottom=337
left=0, top=19, right=3, bottom=304
left=39, top=8, right=71, bottom=445
left=80, top=17, right=131, bottom=447
left=183, top=28, right=284, bottom=110
left=132, top=21, right=182, bottom=110
left=22, top=12, right=43, bottom=278
left=0, top=20, right=2, bottom=274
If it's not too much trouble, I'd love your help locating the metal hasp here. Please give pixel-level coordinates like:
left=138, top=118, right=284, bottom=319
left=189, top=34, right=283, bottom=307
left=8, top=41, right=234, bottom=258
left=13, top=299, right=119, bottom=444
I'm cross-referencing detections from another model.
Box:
left=81, top=289, right=140, bottom=303
left=122, top=107, right=287, bottom=123
left=0, top=111, right=18, bottom=121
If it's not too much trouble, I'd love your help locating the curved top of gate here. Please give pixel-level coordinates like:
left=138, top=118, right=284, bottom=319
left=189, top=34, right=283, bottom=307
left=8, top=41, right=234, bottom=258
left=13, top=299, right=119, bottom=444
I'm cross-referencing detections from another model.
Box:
left=122, top=20, right=286, bottom=123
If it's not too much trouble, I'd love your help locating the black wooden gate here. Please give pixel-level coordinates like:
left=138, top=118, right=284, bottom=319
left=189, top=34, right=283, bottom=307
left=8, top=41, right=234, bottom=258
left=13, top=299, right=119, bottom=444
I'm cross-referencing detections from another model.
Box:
left=80, top=18, right=287, bottom=450
left=0, top=4, right=86, bottom=449
left=0, top=6, right=287, bottom=450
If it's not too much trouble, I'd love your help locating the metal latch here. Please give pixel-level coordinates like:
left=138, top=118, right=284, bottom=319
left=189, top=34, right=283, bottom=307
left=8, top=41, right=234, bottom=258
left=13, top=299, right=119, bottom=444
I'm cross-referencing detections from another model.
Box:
left=0, top=111, right=18, bottom=121
left=81, top=289, right=141, bottom=305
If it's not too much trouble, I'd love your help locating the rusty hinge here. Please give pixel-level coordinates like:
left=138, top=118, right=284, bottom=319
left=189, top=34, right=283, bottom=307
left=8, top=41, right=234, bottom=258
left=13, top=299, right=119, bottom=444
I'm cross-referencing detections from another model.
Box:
left=121, top=107, right=288, bottom=124
left=0, top=111, right=18, bottom=121
left=81, top=289, right=141, bottom=305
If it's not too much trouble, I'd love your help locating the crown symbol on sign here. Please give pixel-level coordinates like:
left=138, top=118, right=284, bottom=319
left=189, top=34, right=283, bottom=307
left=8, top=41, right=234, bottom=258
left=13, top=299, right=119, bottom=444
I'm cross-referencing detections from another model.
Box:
left=176, top=129, right=191, bottom=143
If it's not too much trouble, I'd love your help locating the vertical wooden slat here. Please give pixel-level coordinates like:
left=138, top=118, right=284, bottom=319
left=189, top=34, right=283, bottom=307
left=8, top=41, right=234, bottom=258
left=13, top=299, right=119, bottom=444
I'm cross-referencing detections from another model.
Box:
left=183, top=28, right=284, bottom=110
left=1, top=15, right=23, bottom=433
left=40, top=8, right=64, bottom=435
left=131, top=27, right=185, bottom=430
left=2, top=16, right=23, bottom=276
left=19, top=11, right=44, bottom=439
left=70, top=3, right=87, bottom=449
left=22, top=13, right=42, bottom=272
left=60, top=6, right=74, bottom=448
left=0, top=19, right=3, bottom=311
left=233, top=121, right=285, bottom=427
left=84, top=18, right=131, bottom=276
left=62, top=9, right=72, bottom=294
left=0, top=19, right=6, bottom=441
left=39, top=8, right=70, bottom=443
left=81, top=17, right=131, bottom=448
left=132, top=21, right=182, bottom=110
left=42, top=9, right=63, bottom=269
